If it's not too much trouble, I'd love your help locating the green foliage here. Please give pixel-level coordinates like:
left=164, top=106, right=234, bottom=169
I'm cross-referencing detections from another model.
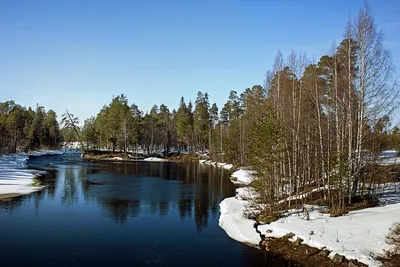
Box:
left=0, top=101, right=62, bottom=153
left=248, top=104, right=284, bottom=213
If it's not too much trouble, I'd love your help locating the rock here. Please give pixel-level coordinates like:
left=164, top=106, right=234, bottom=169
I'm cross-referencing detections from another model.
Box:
left=305, top=249, right=309, bottom=254
left=348, top=261, right=359, bottom=267
left=318, top=250, right=330, bottom=257
left=266, top=229, right=273, bottom=233
left=284, top=232, right=295, bottom=239
left=294, top=238, right=304, bottom=246
left=332, top=253, right=345, bottom=264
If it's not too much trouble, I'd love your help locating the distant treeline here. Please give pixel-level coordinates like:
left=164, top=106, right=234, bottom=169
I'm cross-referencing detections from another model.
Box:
left=0, top=101, right=62, bottom=154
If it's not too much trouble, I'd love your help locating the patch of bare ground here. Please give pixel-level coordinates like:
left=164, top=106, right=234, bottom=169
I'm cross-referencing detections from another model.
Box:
left=82, top=152, right=131, bottom=161
left=261, top=235, right=367, bottom=267
left=166, top=153, right=199, bottom=162
left=378, top=223, right=400, bottom=267
left=363, top=164, right=400, bottom=183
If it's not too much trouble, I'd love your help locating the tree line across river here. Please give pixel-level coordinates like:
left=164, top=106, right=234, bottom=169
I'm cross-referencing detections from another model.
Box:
left=1, top=4, right=399, bottom=218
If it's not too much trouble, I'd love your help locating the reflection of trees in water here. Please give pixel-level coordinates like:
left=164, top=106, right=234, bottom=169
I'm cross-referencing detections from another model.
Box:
left=99, top=198, right=141, bottom=224
left=44, top=171, right=57, bottom=200
left=0, top=195, right=25, bottom=213
left=2, top=159, right=236, bottom=231
left=0, top=171, right=57, bottom=213
left=61, top=167, right=79, bottom=207
left=85, top=161, right=235, bottom=230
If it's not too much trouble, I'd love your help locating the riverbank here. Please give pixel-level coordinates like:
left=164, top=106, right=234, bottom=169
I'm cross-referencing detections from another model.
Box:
left=0, top=151, right=64, bottom=199
left=219, top=169, right=400, bottom=267
left=82, top=151, right=202, bottom=163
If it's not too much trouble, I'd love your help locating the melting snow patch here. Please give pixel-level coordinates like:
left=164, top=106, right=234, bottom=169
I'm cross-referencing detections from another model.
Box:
left=230, top=169, right=255, bottom=185
left=199, top=160, right=233, bottom=170
left=0, top=152, right=57, bottom=198
left=143, top=157, right=167, bottom=162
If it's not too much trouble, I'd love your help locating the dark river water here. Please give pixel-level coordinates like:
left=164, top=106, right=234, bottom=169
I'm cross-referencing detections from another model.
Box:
left=0, top=153, right=284, bottom=267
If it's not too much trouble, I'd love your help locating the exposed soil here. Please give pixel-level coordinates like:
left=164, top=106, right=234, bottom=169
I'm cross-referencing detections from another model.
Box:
left=262, top=236, right=368, bottom=267
left=166, top=153, right=199, bottom=162
left=0, top=193, right=21, bottom=201
left=379, top=254, right=400, bottom=267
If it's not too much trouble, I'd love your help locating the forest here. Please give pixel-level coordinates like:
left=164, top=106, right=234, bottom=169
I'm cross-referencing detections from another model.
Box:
left=0, top=101, right=62, bottom=154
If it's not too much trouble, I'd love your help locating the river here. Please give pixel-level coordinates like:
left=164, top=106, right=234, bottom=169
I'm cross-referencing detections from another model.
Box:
left=0, top=152, right=284, bottom=267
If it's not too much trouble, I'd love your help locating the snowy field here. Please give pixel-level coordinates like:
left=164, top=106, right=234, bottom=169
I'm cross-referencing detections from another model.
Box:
left=219, top=166, right=400, bottom=266
left=0, top=151, right=63, bottom=198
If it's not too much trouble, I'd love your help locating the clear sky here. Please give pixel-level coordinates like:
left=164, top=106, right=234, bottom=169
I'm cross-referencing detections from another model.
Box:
left=0, top=0, right=399, bottom=124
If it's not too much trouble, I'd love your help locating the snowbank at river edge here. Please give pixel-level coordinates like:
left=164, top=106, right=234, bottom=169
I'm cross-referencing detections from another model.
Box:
left=144, top=157, right=168, bottom=162
left=219, top=169, right=400, bottom=266
left=199, top=159, right=233, bottom=170
left=0, top=150, right=64, bottom=198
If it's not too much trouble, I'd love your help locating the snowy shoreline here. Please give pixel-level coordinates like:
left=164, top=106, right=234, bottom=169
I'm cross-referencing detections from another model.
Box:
left=219, top=168, right=400, bottom=266
left=199, top=159, right=233, bottom=170
left=0, top=150, right=64, bottom=199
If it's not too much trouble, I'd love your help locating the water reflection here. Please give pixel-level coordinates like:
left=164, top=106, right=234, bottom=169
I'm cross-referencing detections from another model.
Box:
left=0, top=154, right=289, bottom=267
left=1, top=155, right=234, bottom=232
left=82, top=161, right=234, bottom=230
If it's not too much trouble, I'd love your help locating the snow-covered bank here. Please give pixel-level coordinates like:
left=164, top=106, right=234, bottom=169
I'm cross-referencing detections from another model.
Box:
left=219, top=195, right=261, bottom=245
left=199, top=159, right=233, bottom=170
left=230, top=168, right=255, bottom=185
left=219, top=185, right=400, bottom=267
left=0, top=151, right=63, bottom=198
left=143, top=157, right=167, bottom=162
left=380, top=157, right=400, bottom=165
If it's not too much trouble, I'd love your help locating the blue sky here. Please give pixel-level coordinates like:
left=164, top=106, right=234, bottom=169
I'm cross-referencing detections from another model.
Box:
left=0, top=0, right=399, bottom=123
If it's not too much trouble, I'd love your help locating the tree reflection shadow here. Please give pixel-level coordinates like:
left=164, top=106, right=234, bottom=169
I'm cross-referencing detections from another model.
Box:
left=83, top=162, right=235, bottom=230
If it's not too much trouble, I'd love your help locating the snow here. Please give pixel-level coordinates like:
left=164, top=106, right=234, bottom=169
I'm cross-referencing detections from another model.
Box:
left=380, top=150, right=398, bottom=158
left=199, top=160, right=233, bottom=170
left=219, top=184, right=400, bottom=267
left=110, top=157, right=123, bottom=161
left=143, top=157, right=167, bottom=162
left=259, top=204, right=400, bottom=266
left=379, top=157, right=400, bottom=165
left=217, top=162, right=234, bottom=170
left=61, top=141, right=82, bottom=150
left=0, top=150, right=63, bottom=198
left=230, top=168, right=255, bottom=185
left=219, top=196, right=261, bottom=245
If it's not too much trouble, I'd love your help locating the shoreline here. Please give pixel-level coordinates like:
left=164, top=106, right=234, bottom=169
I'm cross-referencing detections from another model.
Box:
left=0, top=150, right=65, bottom=200
left=218, top=169, right=400, bottom=267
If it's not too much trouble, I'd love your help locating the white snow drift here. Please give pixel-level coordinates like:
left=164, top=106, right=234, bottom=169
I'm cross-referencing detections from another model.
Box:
left=230, top=168, right=255, bottom=185
left=143, top=157, right=167, bottom=162
left=0, top=151, right=63, bottom=198
left=199, top=159, right=233, bottom=170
